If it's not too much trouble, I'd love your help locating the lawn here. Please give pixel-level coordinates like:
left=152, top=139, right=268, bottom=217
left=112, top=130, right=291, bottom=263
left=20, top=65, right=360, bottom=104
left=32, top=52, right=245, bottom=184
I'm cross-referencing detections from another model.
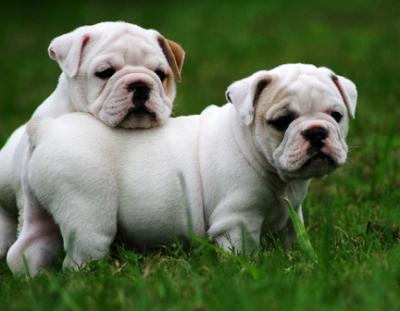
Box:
left=0, top=1, right=399, bottom=310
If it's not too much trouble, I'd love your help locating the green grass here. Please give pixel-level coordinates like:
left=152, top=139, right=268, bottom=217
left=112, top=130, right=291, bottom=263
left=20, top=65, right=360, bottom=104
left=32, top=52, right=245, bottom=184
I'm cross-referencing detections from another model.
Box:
left=1, top=0, right=400, bottom=310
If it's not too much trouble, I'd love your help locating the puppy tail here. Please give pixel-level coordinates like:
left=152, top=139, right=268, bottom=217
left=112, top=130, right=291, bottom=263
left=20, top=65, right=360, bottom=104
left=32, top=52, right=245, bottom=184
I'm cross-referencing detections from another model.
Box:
left=26, top=117, right=53, bottom=148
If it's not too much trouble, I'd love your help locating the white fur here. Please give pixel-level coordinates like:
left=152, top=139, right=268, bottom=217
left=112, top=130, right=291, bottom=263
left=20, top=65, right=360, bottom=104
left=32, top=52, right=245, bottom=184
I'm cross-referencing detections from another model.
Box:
left=8, top=64, right=357, bottom=274
left=0, top=21, right=183, bottom=263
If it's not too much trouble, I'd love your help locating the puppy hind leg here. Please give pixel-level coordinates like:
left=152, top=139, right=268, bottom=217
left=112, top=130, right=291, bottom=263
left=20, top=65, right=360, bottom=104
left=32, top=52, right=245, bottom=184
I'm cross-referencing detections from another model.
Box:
left=42, top=171, right=118, bottom=271
left=25, top=136, right=118, bottom=271
left=0, top=207, right=17, bottom=259
left=59, top=191, right=118, bottom=271
left=0, top=134, right=21, bottom=259
left=7, top=178, right=62, bottom=276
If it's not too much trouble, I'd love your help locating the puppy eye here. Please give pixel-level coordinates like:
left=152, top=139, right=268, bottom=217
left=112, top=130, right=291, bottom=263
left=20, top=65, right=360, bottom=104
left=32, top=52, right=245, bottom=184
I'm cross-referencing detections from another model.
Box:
left=268, top=114, right=295, bottom=132
left=330, top=111, right=343, bottom=123
left=95, top=68, right=116, bottom=80
left=155, top=69, right=167, bottom=82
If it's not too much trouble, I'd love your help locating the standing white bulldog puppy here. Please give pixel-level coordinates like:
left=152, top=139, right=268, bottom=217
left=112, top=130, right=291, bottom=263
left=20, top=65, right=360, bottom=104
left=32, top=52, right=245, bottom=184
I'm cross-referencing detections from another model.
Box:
left=0, top=21, right=185, bottom=260
left=9, top=64, right=356, bottom=274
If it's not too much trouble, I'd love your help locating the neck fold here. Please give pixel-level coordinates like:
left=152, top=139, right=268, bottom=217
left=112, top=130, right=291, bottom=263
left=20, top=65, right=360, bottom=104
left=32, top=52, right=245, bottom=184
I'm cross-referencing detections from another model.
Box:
left=228, top=104, right=277, bottom=179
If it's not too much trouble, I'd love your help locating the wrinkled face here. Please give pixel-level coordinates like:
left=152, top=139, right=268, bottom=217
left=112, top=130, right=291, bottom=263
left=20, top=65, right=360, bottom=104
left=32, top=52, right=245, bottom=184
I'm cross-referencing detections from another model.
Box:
left=259, top=78, right=350, bottom=180
left=49, top=22, right=185, bottom=128
left=227, top=64, right=357, bottom=181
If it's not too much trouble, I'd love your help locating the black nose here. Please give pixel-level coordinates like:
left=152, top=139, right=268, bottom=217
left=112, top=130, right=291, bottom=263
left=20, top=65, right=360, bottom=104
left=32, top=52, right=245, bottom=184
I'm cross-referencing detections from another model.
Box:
left=302, top=127, right=328, bottom=148
left=128, top=82, right=150, bottom=101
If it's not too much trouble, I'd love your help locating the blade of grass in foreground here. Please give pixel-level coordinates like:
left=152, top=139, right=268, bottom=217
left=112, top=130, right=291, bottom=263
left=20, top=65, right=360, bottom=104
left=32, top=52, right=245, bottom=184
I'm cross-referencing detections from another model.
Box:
left=284, top=197, right=319, bottom=265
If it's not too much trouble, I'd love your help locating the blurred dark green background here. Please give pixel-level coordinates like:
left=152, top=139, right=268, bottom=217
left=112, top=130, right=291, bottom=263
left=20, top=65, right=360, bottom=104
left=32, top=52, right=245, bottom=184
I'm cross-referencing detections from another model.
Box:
left=1, top=1, right=400, bottom=310
left=1, top=1, right=399, bottom=134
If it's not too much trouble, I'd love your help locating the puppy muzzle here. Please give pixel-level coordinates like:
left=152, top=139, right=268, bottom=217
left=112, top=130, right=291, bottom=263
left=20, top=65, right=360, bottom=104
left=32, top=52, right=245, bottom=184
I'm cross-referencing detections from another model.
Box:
left=96, top=69, right=172, bottom=129
left=125, top=81, right=154, bottom=118
left=273, top=119, right=347, bottom=180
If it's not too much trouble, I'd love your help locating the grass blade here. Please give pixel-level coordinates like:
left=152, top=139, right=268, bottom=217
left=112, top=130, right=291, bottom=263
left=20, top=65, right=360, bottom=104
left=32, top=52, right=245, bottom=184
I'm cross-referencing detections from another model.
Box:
left=284, top=197, right=318, bottom=265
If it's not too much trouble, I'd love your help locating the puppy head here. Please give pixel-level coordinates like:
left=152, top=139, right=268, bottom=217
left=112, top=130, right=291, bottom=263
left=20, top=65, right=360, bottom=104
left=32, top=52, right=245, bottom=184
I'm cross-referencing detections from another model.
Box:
left=48, top=21, right=185, bottom=128
left=226, top=63, right=357, bottom=181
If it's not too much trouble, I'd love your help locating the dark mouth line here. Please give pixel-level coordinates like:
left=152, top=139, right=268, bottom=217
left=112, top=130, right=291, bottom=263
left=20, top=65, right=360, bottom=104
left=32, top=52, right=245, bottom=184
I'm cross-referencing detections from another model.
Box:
left=303, top=152, right=336, bottom=167
left=124, top=105, right=157, bottom=120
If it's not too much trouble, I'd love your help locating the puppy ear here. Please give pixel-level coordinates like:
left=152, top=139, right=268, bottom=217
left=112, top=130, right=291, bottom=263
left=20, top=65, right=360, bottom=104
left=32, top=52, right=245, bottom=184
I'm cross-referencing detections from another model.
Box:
left=158, top=36, right=185, bottom=82
left=226, top=71, right=273, bottom=126
left=321, top=67, right=358, bottom=118
left=48, top=29, right=91, bottom=78
left=330, top=74, right=357, bottom=118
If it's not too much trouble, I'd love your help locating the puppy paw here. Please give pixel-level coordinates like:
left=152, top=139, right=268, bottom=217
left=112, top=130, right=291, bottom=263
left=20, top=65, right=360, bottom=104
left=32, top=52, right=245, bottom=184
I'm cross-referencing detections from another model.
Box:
left=6, top=233, right=62, bottom=276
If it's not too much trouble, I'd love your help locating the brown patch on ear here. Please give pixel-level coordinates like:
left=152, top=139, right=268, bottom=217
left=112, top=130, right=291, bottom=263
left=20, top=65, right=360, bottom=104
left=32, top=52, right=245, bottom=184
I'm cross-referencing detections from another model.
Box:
left=253, top=78, right=273, bottom=125
left=163, top=71, right=174, bottom=96
left=331, top=74, right=349, bottom=110
left=78, top=35, right=91, bottom=73
left=158, top=37, right=185, bottom=82
left=253, top=78, right=272, bottom=106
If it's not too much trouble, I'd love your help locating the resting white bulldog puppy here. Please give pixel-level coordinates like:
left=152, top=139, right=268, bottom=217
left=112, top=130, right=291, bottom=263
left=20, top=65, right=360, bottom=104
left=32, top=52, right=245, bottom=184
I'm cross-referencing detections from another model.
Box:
left=0, top=21, right=185, bottom=260
left=9, top=64, right=357, bottom=274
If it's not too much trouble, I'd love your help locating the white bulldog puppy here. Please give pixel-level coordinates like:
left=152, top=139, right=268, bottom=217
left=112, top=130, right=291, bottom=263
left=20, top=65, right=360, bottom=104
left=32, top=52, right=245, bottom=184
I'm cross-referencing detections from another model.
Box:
left=0, top=21, right=185, bottom=260
left=8, top=64, right=357, bottom=274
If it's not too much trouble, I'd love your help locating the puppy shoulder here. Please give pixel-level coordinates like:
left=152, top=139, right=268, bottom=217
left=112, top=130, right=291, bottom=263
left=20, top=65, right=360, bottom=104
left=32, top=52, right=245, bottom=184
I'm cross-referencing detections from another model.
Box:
left=201, top=104, right=221, bottom=115
left=200, top=104, right=232, bottom=123
left=26, top=117, right=56, bottom=148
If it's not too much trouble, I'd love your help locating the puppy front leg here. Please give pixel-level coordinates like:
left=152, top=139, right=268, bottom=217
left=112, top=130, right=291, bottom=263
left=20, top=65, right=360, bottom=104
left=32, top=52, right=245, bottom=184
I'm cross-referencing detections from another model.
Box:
left=275, top=204, right=304, bottom=250
left=214, top=227, right=261, bottom=255
left=7, top=141, right=62, bottom=275
left=209, top=213, right=263, bottom=255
